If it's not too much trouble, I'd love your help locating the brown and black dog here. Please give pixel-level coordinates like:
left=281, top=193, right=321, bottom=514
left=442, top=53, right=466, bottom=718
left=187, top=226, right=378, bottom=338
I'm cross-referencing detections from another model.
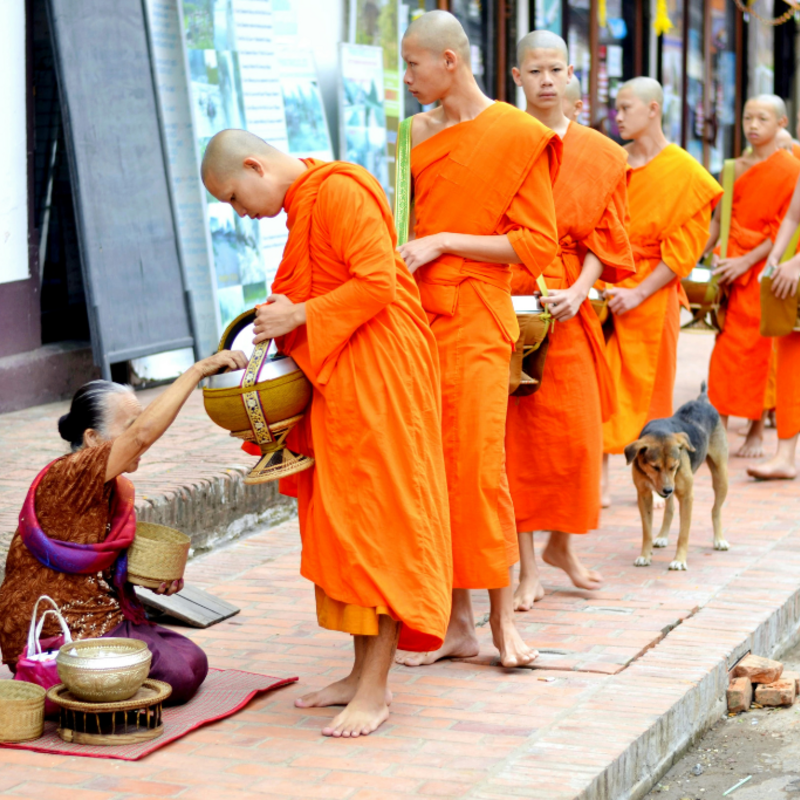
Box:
left=624, top=385, right=728, bottom=570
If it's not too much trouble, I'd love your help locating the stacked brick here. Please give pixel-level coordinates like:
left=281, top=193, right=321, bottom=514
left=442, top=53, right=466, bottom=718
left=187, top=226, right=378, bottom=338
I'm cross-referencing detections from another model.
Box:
left=727, top=654, right=799, bottom=713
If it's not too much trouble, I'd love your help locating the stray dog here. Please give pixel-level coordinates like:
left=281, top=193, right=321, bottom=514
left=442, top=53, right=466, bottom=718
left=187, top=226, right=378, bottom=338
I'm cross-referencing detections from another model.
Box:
left=624, top=384, right=728, bottom=570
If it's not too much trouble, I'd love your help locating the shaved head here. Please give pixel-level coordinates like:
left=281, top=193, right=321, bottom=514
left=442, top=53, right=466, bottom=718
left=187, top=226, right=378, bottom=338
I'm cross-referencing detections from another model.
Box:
left=516, top=30, right=569, bottom=66
left=201, top=129, right=279, bottom=184
left=619, top=77, right=664, bottom=108
left=564, top=74, right=581, bottom=102
left=747, top=93, right=788, bottom=120
left=776, top=128, right=794, bottom=150
left=402, top=10, right=470, bottom=63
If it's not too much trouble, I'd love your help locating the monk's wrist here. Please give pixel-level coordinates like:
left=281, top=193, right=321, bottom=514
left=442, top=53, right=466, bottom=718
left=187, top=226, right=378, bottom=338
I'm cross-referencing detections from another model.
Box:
left=293, top=303, right=307, bottom=328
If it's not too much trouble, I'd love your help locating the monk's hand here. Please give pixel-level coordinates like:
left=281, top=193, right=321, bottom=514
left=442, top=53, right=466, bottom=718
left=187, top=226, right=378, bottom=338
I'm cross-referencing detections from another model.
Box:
left=398, top=233, right=444, bottom=273
left=540, top=286, right=587, bottom=322
left=771, top=258, right=800, bottom=300
left=713, top=255, right=752, bottom=286
left=253, top=295, right=307, bottom=343
left=154, top=578, right=183, bottom=596
left=197, top=350, right=248, bottom=377
left=606, top=286, right=644, bottom=315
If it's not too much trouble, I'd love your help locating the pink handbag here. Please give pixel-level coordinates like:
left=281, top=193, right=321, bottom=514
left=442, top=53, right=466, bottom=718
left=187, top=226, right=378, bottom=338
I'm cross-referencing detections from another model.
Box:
left=14, top=595, right=73, bottom=715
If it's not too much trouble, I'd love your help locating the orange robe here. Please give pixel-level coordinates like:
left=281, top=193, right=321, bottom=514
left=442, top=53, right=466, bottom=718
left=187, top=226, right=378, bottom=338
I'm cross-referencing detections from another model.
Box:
left=274, top=160, right=452, bottom=652
left=411, top=102, right=560, bottom=589
left=708, top=150, right=800, bottom=421
left=776, top=332, right=800, bottom=439
left=506, top=123, right=635, bottom=534
left=603, top=145, right=722, bottom=454
left=792, top=142, right=800, bottom=160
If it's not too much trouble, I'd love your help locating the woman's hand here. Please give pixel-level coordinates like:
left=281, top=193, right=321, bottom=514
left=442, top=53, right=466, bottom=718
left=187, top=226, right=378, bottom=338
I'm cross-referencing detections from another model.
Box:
left=196, top=350, right=248, bottom=378
left=606, top=286, right=645, bottom=315
left=540, top=286, right=588, bottom=322
left=771, top=257, right=800, bottom=300
left=714, top=255, right=753, bottom=285
left=398, top=233, right=445, bottom=273
left=154, top=578, right=184, bottom=596
left=253, top=295, right=307, bottom=343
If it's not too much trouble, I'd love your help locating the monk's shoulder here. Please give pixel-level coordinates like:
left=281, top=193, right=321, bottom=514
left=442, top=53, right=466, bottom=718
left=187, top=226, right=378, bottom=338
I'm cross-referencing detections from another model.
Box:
left=662, top=145, right=721, bottom=199
left=499, top=104, right=554, bottom=144
left=568, top=124, right=627, bottom=170
left=410, top=108, right=446, bottom=148
left=316, top=171, right=372, bottom=217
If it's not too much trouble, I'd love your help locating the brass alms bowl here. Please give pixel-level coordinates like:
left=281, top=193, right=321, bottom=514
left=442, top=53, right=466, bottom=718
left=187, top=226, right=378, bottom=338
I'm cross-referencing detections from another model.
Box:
left=202, top=309, right=314, bottom=483
left=56, top=638, right=152, bottom=703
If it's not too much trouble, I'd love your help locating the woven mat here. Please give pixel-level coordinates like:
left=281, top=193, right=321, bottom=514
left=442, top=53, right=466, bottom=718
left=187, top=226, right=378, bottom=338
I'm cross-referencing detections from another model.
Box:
left=0, top=668, right=297, bottom=760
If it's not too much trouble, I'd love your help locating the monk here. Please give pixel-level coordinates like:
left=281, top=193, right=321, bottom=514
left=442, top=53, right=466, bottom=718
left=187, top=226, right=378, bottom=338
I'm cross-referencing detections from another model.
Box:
left=201, top=130, right=452, bottom=737
left=507, top=31, right=635, bottom=608
left=705, top=95, right=800, bottom=457
left=395, top=11, right=560, bottom=667
left=748, top=173, right=800, bottom=481
left=601, top=78, right=722, bottom=505
left=563, top=75, right=583, bottom=122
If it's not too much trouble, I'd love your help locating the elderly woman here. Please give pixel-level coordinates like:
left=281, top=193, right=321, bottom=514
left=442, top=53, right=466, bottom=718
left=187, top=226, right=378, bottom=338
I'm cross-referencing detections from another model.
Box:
left=0, top=349, right=246, bottom=704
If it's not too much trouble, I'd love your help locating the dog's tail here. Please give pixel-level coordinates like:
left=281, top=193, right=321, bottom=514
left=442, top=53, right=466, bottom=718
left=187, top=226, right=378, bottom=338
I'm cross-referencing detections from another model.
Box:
left=699, top=381, right=709, bottom=401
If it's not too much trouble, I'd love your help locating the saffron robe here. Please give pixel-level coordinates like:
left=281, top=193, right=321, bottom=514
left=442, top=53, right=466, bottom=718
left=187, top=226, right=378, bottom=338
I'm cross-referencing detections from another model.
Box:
left=708, top=149, right=800, bottom=420
left=411, top=102, right=560, bottom=589
left=776, top=332, right=800, bottom=439
left=506, top=123, right=635, bottom=534
left=275, top=160, right=452, bottom=652
left=603, top=145, right=722, bottom=454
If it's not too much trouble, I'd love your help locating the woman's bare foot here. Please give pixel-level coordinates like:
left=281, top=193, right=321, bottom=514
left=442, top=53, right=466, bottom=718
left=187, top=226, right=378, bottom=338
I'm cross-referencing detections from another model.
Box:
left=321, top=692, right=391, bottom=738
left=295, top=676, right=392, bottom=709
left=601, top=492, right=611, bottom=508
left=747, top=457, right=797, bottom=480
left=736, top=433, right=764, bottom=458
left=513, top=575, right=545, bottom=611
left=489, top=611, right=538, bottom=668
left=542, top=533, right=603, bottom=591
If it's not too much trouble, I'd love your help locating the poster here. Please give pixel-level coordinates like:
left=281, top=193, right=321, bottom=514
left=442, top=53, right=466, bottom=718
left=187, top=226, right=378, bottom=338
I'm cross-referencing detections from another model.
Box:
left=339, top=43, right=390, bottom=195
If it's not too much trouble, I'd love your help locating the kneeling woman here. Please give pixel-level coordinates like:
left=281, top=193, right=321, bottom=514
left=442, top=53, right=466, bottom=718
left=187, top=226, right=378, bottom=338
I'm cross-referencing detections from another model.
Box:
left=0, top=349, right=246, bottom=704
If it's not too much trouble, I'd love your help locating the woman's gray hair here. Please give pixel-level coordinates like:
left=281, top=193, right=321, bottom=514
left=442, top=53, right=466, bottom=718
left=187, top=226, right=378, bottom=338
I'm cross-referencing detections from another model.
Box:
left=58, top=380, right=135, bottom=451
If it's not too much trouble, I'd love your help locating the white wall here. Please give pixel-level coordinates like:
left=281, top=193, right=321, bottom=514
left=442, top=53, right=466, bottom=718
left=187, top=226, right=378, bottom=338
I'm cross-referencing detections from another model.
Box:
left=292, top=0, right=345, bottom=156
left=0, top=0, right=30, bottom=285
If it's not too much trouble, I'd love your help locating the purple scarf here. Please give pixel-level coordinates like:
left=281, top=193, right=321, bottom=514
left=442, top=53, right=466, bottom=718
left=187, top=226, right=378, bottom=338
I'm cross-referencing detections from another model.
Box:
left=18, top=461, right=147, bottom=624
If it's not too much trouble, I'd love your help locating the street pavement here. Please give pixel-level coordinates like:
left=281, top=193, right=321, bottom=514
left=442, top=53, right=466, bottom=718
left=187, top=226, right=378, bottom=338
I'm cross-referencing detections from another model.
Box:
left=1, top=331, right=800, bottom=799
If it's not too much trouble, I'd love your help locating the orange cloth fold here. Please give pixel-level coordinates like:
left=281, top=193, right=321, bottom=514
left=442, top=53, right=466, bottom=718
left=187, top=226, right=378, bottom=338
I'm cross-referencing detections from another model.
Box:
left=273, top=160, right=452, bottom=652
left=412, top=102, right=560, bottom=588
left=708, top=149, right=800, bottom=421
left=776, top=332, right=800, bottom=439
left=506, top=122, right=635, bottom=534
left=602, top=145, right=722, bottom=454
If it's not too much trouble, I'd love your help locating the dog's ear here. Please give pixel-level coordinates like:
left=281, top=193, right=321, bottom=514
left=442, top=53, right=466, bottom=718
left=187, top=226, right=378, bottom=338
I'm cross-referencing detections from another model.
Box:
left=624, top=440, right=646, bottom=465
left=674, top=432, right=696, bottom=452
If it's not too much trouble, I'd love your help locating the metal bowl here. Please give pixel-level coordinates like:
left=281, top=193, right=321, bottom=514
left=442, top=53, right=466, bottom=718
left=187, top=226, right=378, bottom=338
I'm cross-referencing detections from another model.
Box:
left=56, top=638, right=152, bottom=703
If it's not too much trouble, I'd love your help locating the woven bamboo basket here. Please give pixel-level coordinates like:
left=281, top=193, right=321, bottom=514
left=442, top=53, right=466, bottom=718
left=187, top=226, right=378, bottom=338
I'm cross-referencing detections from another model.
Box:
left=127, top=523, right=190, bottom=589
left=0, top=680, right=46, bottom=742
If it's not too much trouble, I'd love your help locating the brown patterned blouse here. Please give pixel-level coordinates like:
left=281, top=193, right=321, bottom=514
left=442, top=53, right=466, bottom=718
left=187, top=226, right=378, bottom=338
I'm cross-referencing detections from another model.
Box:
left=0, top=442, right=124, bottom=668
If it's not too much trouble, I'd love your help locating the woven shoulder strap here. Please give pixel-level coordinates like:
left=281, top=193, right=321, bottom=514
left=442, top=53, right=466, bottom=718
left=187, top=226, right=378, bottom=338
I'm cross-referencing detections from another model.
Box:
left=781, top=225, right=800, bottom=264
left=718, top=158, right=735, bottom=260
left=394, top=117, right=413, bottom=246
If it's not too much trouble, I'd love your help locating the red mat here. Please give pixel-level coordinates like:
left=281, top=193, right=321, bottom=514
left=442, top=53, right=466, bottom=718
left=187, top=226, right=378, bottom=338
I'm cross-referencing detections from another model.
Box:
left=0, top=668, right=297, bottom=760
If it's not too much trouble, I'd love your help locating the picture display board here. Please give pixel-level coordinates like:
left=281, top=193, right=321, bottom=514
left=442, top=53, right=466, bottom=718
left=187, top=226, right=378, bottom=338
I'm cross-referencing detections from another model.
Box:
left=47, top=0, right=196, bottom=378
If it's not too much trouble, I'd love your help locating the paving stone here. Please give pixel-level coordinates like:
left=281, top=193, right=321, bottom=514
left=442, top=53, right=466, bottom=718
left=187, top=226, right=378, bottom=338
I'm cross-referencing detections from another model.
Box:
left=726, top=676, right=753, bottom=713
left=732, top=654, right=784, bottom=684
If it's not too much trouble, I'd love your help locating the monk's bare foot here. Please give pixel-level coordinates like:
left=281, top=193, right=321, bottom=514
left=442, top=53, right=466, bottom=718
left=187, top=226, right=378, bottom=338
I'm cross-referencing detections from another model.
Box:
left=321, top=691, right=390, bottom=738
left=513, top=575, right=545, bottom=611
left=747, top=457, right=797, bottom=481
left=490, top=613, right=538, bottom=668
left=396, top=625, right=479, bottom=667
left=736, top=423, right=750, bottom=437
left=736, top=433, right=764, bottom=459
left=766, top=410, right=776, bottom=429
left=601, top=492, right=611, bottom=508
left=542, top=535, right=603, bottom=591
left=295, top=677, right=392, bottom=709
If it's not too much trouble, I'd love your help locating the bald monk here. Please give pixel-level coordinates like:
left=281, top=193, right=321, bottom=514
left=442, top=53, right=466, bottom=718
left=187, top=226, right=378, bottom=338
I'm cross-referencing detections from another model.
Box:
left=563, top=75, right=583, bottom=122
left=201, top=130, right=452, bottom=737
left=705, top=95, right=800, bottom=457
left=395, top=11, right=559, bottom=667
left=748, top=174, right=800, bottom=481
left=601, top=78, right=722, bottom=504
left=507, top=32, right=634, bottom=608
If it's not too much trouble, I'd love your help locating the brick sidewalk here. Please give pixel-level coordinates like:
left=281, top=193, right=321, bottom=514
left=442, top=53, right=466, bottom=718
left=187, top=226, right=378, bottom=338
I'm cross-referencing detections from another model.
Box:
left=2, top=333, right=800, bottom=798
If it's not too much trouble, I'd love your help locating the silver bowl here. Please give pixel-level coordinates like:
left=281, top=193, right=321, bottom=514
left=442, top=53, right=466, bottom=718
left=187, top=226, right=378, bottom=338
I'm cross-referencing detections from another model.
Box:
left=56, top=638, right=152, bottom=702
left=204, top=354, right=301, bottom=390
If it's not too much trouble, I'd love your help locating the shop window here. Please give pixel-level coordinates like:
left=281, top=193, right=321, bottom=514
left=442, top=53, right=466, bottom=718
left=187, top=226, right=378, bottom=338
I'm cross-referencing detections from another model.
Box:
left=685, top=0, right=705, bottom=162
left=659, top=0, right=683, bottom=145
left=708, top=0, right=737, bottom=172
left=596, top=0, right=636, bottom=139
left=567, top=0, right=592, bottom=124
left=747, top=0, right=774, bottom=95
left=450, top=0, right=496, bottom=97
